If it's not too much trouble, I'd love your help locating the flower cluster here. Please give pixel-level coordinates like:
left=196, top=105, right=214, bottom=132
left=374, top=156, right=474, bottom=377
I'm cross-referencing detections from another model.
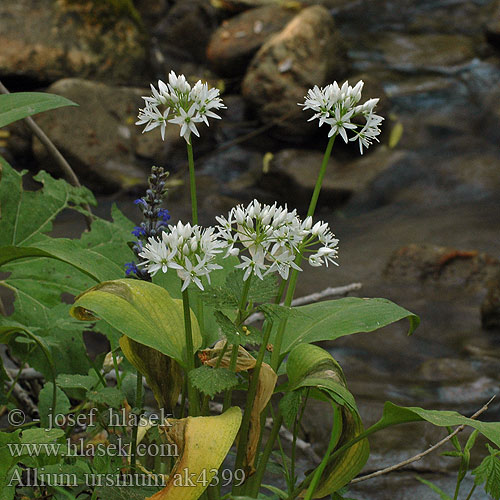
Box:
left=216, top=200, right=339, bottom=281
left=136, top=71, right=226, bottom=143
left=138, top=222, right=224, bottom=291
left=299, top=80, right=383, bottom=154
left=126, top=166, right=170, bottom=279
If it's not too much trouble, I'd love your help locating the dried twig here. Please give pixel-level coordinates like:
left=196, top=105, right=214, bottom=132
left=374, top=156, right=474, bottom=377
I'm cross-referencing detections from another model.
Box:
left=0, top=80, right=93, bottom=230
left=246, top=283, right=362, bottom=324
left=5, top=380, right=38, bottom=417
left=350, top=396, right=496, bottom=484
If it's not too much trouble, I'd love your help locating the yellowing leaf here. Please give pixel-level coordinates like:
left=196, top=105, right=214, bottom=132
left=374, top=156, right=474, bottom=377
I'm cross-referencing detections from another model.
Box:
left=199, top=341, right=277, bottom=471
left=147, top=407, right=242, bottom=500
left=119, top=336, right=183, bottom=411
left=71, top=279, right=202, bottom=368
left=246, top=362, right=277, bottom=472
left=389, top=121, right=404, bottom=149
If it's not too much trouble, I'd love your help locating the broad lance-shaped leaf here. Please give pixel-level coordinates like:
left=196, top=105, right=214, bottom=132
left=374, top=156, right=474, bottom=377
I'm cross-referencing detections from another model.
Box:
left=200, top=341, right=277, bottom=472
left=120, top=336, right=183, bottom=411
left=272, top=297, right=419, bottom=356
left=71, top=279, right=202, bottom=369
left=286, top=344, right=369, bottom=498
left=368, top=402, right=500, bottom=449
left=0, top=92, right=77, bottom=128
left=147, top=407, right=242, bottom=500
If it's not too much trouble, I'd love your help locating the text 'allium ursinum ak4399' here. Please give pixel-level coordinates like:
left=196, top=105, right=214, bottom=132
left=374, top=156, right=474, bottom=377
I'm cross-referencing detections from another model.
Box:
left=138, top=222, right=224, bottom=291
left=216, top=200, right=339, bottom=281
left=300, top=80, right=383, bottom=154
left=136, top=71, right=226, bottom=143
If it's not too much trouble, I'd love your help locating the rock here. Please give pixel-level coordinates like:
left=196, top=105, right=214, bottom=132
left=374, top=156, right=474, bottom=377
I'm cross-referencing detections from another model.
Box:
left=210, top=0, right=278, bottom=12
left=485, top=0, right=500, bottom=49
left=418, top=357, right=478, bottom=383
left=258, top=147, right=405, bottom=210
left=0, top=0, right=148, bottom=86
left=241, top=5, right=348, bottom=141
left=207, top=5, right=296, bottom=76
left=370, top=33, right=476, bottom=71
left=384, top=244, right=500, bottom=292
left=153, top=0, right=219, bottom=64
left=481, top=272, right=500, bottom=329
left=32, top=78, right=183, bottom=192
left=439, top=151, right=500, bottom=198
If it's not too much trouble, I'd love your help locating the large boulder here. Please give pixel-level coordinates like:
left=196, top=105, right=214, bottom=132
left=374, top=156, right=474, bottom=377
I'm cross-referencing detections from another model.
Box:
left=0, top=0, right=148, bottom=86
left=32, top=79, right=185, bottom=192
left=153, top=0, right=219, bottom=65
left=241, top=5, right=348, bottom=141
left=259, top=146, right=405, bottom=210
left=481, top=272, right=500, bottom=330
left=384, top=244, right=500, bottom=292
left=368, top=33, right=476, bottom=72
left=485, top=0, right=500, bottom=48
left=207, top=4, right=296, bottom=76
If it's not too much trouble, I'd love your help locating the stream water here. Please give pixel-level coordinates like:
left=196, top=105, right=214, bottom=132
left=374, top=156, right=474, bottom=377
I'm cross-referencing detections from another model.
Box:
left=4, top=0, right=500, bottom=497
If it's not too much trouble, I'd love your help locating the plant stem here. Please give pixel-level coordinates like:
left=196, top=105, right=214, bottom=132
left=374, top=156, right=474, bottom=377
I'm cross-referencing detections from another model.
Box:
left=453, top=465, right=464, bottom=500
left=223, top=276, right=252, bottom=411
left=249, top=415, right=283, bottom=497
left=112, top=350, right=122, bottom=389
left=269, top=135, right=336, bottom=371
left=130, top=369, right=143, bottom=471
left=187, top=142, right=198, bottom=225
left=303, top=405, right=343, bottom=500
left=182, top=287, right=200, bottom=416
left=307, top=134, right=336, bottom=218
left=232, top=321, right=273, bottom=495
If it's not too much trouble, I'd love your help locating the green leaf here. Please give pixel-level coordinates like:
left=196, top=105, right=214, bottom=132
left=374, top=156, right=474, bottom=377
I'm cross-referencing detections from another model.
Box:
left=87, top=386, right=124, bottom=409
left=71, top=279, right=202, bottom=368
left=119, top=336, right=182, bottom=410
left=262, top=484, right=289, bottom=499
left=0, top=240, right=124, bottom=283
left=285, top=344, right=369, bottom=498
left=226, top=269, right=279, bottom=304
left=0, top=158, right=94, bottom=247
left=95, top=486, right=163, bottom=500
left=214, top=310, right=245, bottom=345
left=56, top=373, right=97, bottom=391
left=472, top=445, right=500, bottom=500
left=372, top=403, right=500, bottom=449
left=0, top=159, right=134, bottom=331
left=279, top=390, right=303, bottom=430
left=0, top=92, right=77, bottom=128
left=201, top=286, right=238, bottom=309
left=416, top=477, right=453, bottom=500
left=271, top=297, right=419, bottom=356
left=259, top=303, right=298, bottom=323
left=189, top=365, right=239, bottom=397
left=0, top=430, right=22, bottom=498
left=20, top=427, right=65, bottom=444
left=38, top=383, right=71, bottom=429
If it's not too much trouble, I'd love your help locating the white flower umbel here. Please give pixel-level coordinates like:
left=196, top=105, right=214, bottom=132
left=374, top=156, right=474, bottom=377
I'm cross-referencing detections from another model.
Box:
left=299, top=80, right=384, bottom=154
left=138, top=221, right=224, bottom=291
left=136, top=71, right=226, bottom=143
left=216, top=200, right=339, bottom=281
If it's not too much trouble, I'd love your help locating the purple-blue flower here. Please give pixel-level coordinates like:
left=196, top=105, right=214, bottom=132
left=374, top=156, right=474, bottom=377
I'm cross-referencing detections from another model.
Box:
left=158, top=208, right=170, bottom=223
left=132, top=226, right=147, bottom=237
left=125, top=262, right=139, bottom=276
left=134, top=198, right=147, bottom=206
